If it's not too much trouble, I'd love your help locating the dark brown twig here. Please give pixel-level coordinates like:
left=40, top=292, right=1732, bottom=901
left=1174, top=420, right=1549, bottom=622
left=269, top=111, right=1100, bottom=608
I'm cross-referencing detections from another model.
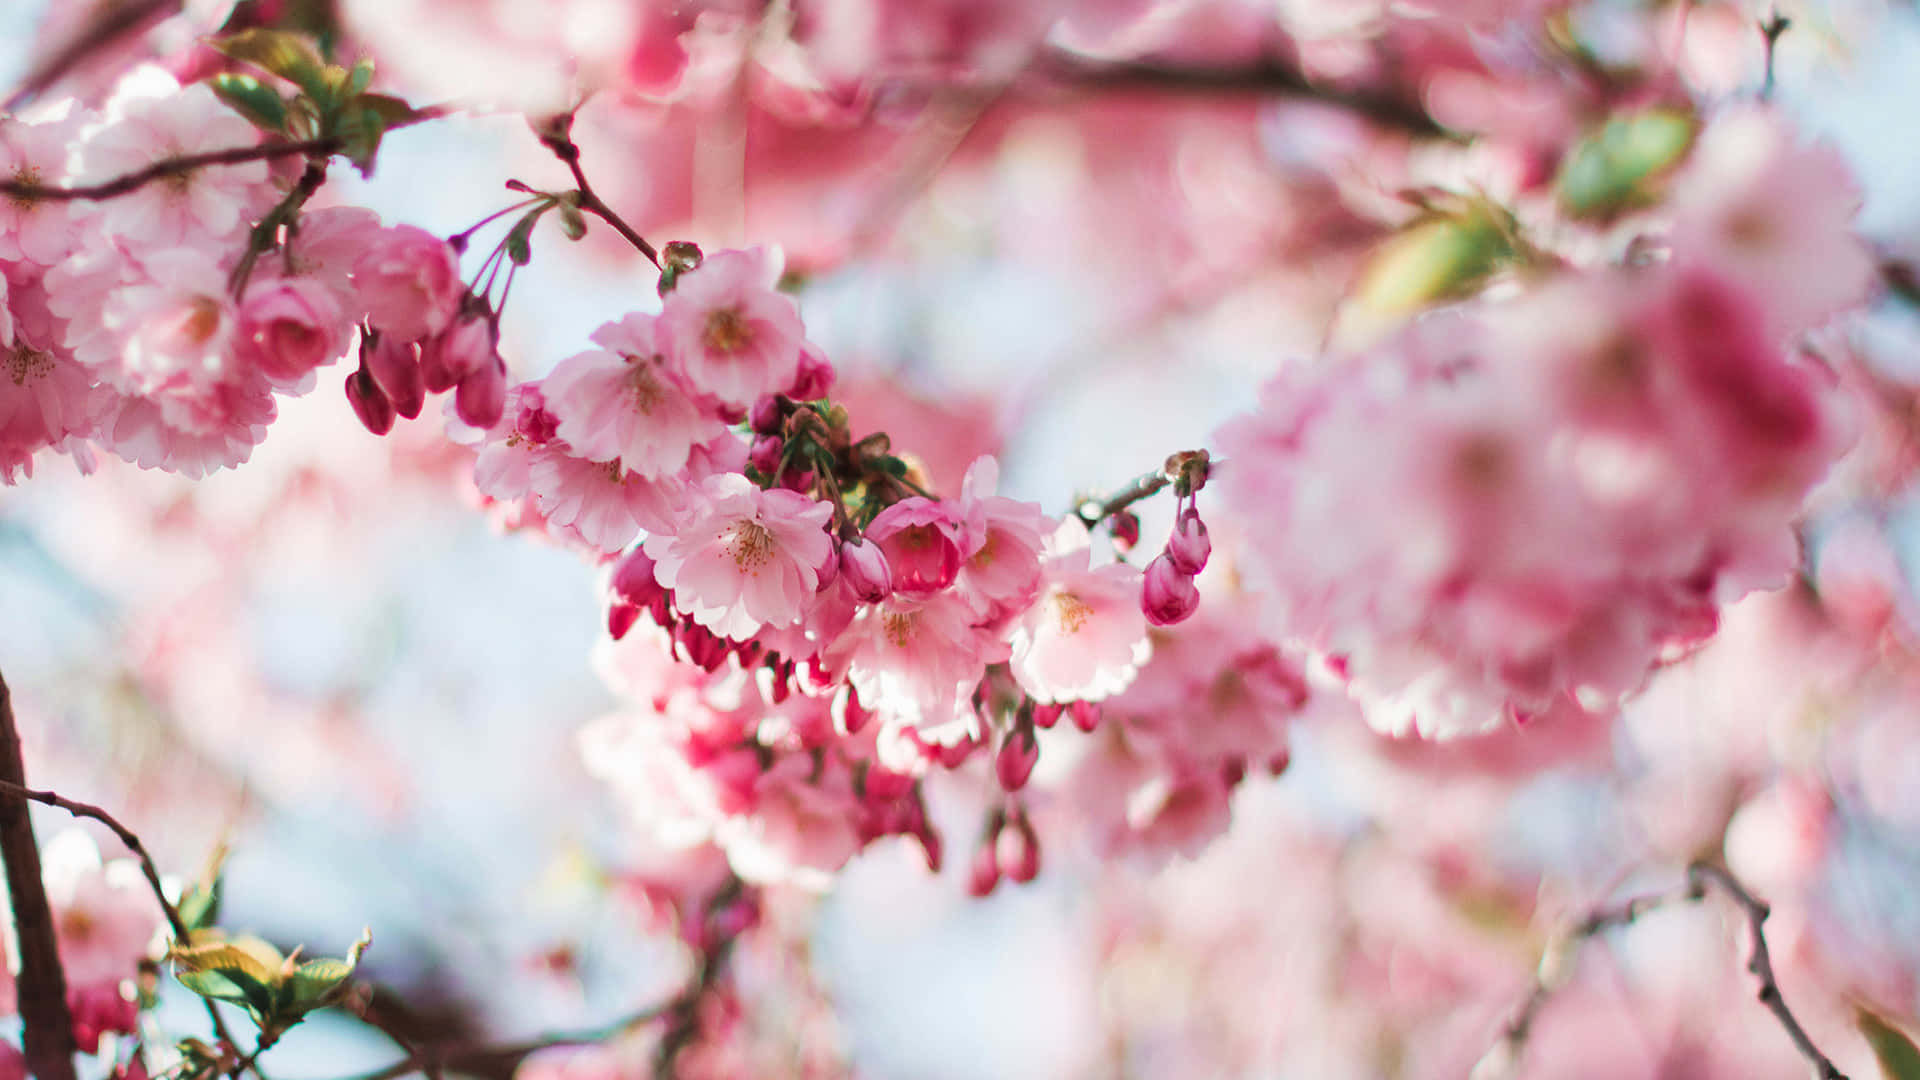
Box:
left=1759, top=11, right=1792, bottom=102
left=0, top=138, right=339, bottom=203
left=0, top=776, right=246, bottom=1066
left=535, top=114, right=661, bottom=269
left=2, top=0, right=182, bottom=112
left=0, top=670, right=76, bottom=1080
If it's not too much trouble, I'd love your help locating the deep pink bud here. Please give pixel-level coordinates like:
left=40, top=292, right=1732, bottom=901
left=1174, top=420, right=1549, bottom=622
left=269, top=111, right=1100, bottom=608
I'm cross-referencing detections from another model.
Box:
left=789, top=342, right=834, bottom=401
left=996, top=814, right=1039, bottom=884
left=422, top=311, right=493, bottom=393
left=1069, top=700, right=1100, bottom=733
left=1142, top=552, right=1201, bottom=626
left=966, top=838, right=1001, bottom=898
left=749, top=395, right=786, bottom=436
left=814, top=542, right=839, bottom=592
left=839, top=537, right=893, bottom=603
left=995, top=728, right=1039, bottom=791
left=1108, top=510, right=1141, bottom=552
left=836, top=688, right=872, bottom=735
left=345, top=366, right=395, bottom=435
left=1166, top=505, right=1211, bottom=575
left=1032, top=702, right=1063, bottom=729
left=455, top=355, right=508, bottom=429
left=366, top=334, right=426, bottom=419
left=749, top=434, right=784, bottom=475
left=607, top=601, right=640, bottom=640
left=611, top=547, right=666, bottom=607
left=779, top=466, right=815, bottom=492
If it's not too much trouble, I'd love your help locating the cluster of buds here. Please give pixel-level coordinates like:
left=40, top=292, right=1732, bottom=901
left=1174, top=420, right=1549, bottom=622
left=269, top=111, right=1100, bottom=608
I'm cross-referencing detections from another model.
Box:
left=1141, top=451, right=1212, bottom=627
left=967, top=805, right=1041, bottom=897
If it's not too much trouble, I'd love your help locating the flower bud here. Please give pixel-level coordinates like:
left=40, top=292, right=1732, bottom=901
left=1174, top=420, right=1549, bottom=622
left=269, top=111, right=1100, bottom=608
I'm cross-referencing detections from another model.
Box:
left=1166, top=505, right=1211, bottom=575
left=455, top=354, right=508, bottom=429
left=366, top=334, right=426, bottom=419
left=995, top=728, right=1039, bottom=791
left=835, top=688, right=872, bottom=735
left=1142, top=552, right=1200, bottom=626
left=788, top=342, right=835, bottom=401
left=1107, top=510, right=1140, bottom=552
left=1069, top=700, right=1100, bottom=733
left=966, top=837, right=1001, bottom=898
left=422, top=310, right=493, bottom=393
left=996, top=813, right=1040, bottom=884
left=1032, top=702, right=1063, bottom=729
left=749, top=395, right=786, bottom=436
left=345, top=366, right=395, bottom=435
left=611, top=547, right=666, bottom=608
left=607, top=601, right=640, bottom=640
left=749, top=434, right=784, bottom=476
left=814, top=543, right=839, bottom=592
left=779, top=466, right=815, bottom=492
left=839, top=538, right=893, bottom=603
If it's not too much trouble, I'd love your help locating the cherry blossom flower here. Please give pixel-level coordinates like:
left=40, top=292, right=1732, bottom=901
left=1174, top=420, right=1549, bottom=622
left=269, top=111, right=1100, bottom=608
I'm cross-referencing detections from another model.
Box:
left=1007, top=522, right=1152, bottom=704
left=354, top=224, right=466, bottom=343
left=656, top=247, right=805, bottom=409
left=644, top=473, right=836, bottom=640
left=542, top=333, right=721, bottom=477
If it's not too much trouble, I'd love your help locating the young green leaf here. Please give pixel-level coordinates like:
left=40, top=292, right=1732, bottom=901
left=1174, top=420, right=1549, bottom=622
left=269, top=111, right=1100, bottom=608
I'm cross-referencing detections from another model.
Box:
left=1860, top=1007, right=1920, bottom=1080
left=211, top=29, right=332, bottom=102
left=208, top=74, right=288, bottom=133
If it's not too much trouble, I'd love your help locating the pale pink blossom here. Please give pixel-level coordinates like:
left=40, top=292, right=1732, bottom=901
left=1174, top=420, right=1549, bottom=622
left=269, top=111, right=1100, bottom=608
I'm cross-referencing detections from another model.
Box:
left=1006, top=522, right=1152, bottom=704
left=542, top=340, right=720, bottom=478
left=354, top=225, right=466, bottom=343
left=644, top=473, right=836, bottom=640
left=0, top=112, right=86, bottom=266
left=827, top=588, right=987, bottom=728
left=950, top=456, right=1047, bottom=619
left=238, top=276, right=349, bottom=389
left=714, top=754, right=864, bottom=890
left=77, top=75, right=273, bottom=249
left=41, top=830, right=162, bottom=989
left=656, top=247, right=805, bottom=408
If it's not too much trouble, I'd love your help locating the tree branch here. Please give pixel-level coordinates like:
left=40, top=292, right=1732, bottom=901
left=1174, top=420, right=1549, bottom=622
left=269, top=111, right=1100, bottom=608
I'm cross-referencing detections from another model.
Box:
left=0, top=668, right=77, bottom=1080
left=0, top=776, right=245, bottom=1063
left=534, top=114, right=661, bottom=269
left=0, top=139, right=340, bottom=203
left=1477, top=862, right=1851, bottom=1079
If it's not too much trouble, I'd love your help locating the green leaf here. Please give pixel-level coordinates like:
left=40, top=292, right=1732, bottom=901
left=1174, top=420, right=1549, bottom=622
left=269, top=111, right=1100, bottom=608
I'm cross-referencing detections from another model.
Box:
left=176, top=877, right=222, bottom=934
left=1345, top=202, right=1516, bottom=333
left=336, top=105, right=390, bottom=175
left=208, top=74, right=288, bottom=133
left=1556, top=108, right=1696, bottom=220
left=1859, top=1007, right=1920, bottom=1080
left=346, top=58, right=375, bottom=97
left=355, top=93, right=422, bottom=128
left=211, top=29, right=332, bottom=102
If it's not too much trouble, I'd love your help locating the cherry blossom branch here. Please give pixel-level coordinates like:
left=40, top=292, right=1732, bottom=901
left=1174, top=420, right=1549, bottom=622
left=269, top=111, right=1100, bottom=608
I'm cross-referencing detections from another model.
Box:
left=0, top=138, right=340, bottom=203
left=1072, top=451, right=1210, bottom=529
left=1, top=0, right=182, bottom=111
left=1687, top=861, right=1849, bottom=1080
left=1033, top=54, right=1448, bottom=138
left=0, top=669, right=77, bottom=1080
left=532, top=113, right=662, bottom=269
left=335, top=999, right=676, bottom=1080
left=0, top=776, right=248, bottom=1070
left=1479, top=862, right=1849, bottom=1080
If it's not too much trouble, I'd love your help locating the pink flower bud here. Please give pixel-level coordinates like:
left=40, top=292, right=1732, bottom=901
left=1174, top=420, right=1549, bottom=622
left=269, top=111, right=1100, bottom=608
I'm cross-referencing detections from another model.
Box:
left=1032, top=702, right=1063, bottom=729
left=788, top=342, right=835, bottom=401
left=1107, top=510, right=1141, bottom=552
left=1166, top=505, right=1211, bottom=575
left=422, top=310, right=493, bottom=393
left=814, top=542, right=839, bottom=592
left=240, top=276, right=345, bottom=385
left=778, top=466, right=815, bottom=492
left=866, top=498, right=965, bottom=594
left=966, top=837, right=1001, bottom=898
left=749, top=395, right=786, bottom=435
left=607, top=601, right=640, bottom=640
left=835, top=688, right=872, bottom=735
left=839, top=538, right=893, bottom=603
left=749, top=434, right=783, bottom=475
left=1142, top=552, right=1200, bottom=626
left=345, top=366, right=395, bottom=435
left=996, top=814, right=1040, bottom=884
left=455, top=354, right=508, bottom=429
left=995, top=728, right=1038, bottom=791
left=611, top=547, right=665, bottom=607
left=1069, top=700, right=1100, bottom=733
left=366, top=334, right=425, bottom=419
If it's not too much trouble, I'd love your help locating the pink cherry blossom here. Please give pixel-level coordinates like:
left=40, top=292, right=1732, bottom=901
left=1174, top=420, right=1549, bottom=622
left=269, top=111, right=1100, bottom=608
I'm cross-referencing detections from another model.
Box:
left=238, top=275, right=349, bottom=389
left=0, top=112, right=85, bottom=266
left=656, top=247, right=805, bottom=409
left=644, top=473, right=836, bottom=640
left=950, top=456, right=1047, bottom=620
left=864, top=496, right=970, bottom=595
left=1007, top=523, right=1152, bottom=704
left=542, top=337, right=721, bottom=478
left=354, top=224, right=466, bottom=343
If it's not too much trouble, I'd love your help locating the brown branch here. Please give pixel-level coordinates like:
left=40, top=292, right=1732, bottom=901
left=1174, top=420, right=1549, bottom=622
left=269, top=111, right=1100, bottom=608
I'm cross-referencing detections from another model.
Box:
left=533, top=114, right=661, bottom=269
left=1072, top=451, right=1209, bottom=528
left=2, top=0, right=183, bottom=112
left=0, top=138, right=340, bottom=203
left=1030, top=53, right=1449, bottom=139
left=1688, top=861, right=1849, bottom=1080
left=0, top=776, right=245, bottom=1064
left=1477, top=863, right=1850, bottom=1079
left=0, top=669, right=77, bottom=1080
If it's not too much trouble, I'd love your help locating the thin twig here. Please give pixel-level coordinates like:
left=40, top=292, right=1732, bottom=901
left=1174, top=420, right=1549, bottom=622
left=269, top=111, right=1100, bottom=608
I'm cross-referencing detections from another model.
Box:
left=0, top=669, right=77, bottom=1080
left=1688, top=861, right=1849, bottom=1080
left=2, top=0, right=182, bottom=112
left=0, top=138, right=339, bottom=202
left=1759, top=11, right=1792, bottom=101
left=0, top=776, right=246, bottom=1064
left=535, top=114, right=661, bottom=269
left=1477, top=863, right=1851, bottom=1079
